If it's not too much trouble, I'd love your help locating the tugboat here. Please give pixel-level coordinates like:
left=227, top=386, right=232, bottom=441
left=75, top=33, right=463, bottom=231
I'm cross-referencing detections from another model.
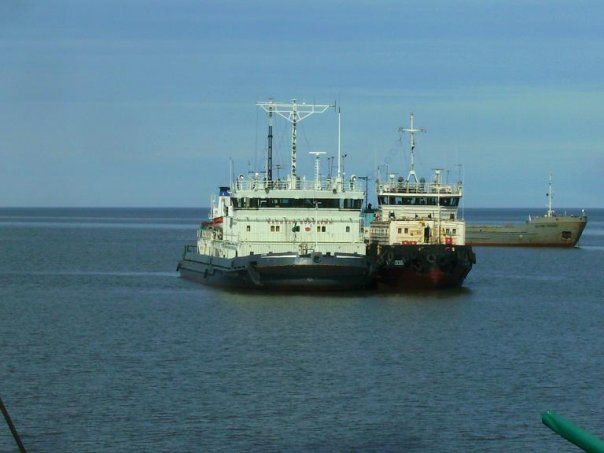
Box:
left=177, top=100, right=373, bottom=290
left=366, top=113, right=475, bottom=289
left=466, top=175, right=588, bottom=247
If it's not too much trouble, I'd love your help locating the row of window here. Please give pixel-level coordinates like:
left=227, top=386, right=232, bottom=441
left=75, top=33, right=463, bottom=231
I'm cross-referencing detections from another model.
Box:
left=249, top=225, right=352, bottom=233
left=396, top=227, right=458, bottom=235
left=379, top=196, right=460, bottom=206
left=232, top=198, right=363, bottom=209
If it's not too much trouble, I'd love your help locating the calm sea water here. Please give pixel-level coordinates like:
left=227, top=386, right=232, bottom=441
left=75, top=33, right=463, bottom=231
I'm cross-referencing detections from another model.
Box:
left=1, top=207, right=603, bottom=452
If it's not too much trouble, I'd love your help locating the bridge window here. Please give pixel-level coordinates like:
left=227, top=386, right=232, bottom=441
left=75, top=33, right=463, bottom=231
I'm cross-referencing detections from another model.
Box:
left=246, top=225, right=250, bottom=232
left=439, top=197, right=460, bottom=206
left=346, top=226, right=350, bottom=232
left=233, top=198, right=364, bottom=209
left=342, top=199, right=362, bottom=209
left=379, top=195, right=449, bottom=206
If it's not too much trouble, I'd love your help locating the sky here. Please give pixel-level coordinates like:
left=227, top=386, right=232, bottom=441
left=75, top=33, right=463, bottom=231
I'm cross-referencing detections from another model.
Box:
left=1, top=0, right=603, bottom=208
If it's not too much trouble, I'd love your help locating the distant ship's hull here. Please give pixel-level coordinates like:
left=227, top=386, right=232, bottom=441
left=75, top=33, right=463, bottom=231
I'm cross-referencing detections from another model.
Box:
left=177, top=246, right=373, bottom=291
left=369, top=244, right=475, bottom=290
left=466, top=216, right=587, bottom=247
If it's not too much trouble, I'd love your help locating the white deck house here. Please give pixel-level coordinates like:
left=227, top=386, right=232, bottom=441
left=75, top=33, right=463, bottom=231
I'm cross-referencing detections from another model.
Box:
left=369, top=114, right=466, bottom=247
left=197, top=100, right=366, bottom=259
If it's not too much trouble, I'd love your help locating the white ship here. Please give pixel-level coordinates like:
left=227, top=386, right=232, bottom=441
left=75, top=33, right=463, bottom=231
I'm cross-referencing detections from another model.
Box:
left=366, top=113, right=475, bottom=289
left=178, top=100, right=373, bottom=290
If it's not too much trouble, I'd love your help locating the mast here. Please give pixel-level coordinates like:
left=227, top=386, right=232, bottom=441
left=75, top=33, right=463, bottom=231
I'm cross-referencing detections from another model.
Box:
left=257, top=99, right=333, bottom=185
left=268, top=109, right=273, bottom=181
left=257, top=100, right=276, bottom=181
left=309, top=150, right=326, bottom=249
left=229, top=157, right=233, bottom=189
left=357, top=176, right=369, bottom=209
left=547, top=174, right=554, bottom=217
left=399, top=113, right=426, bottom=184
left=291, top=101, right=298, bottom=177
left=337, top=107, right=342, bottom=179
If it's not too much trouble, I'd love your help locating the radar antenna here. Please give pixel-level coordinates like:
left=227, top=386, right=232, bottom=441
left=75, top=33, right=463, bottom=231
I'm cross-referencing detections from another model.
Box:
left=399, top=113, right=426, bottom=184
left=257, top=100, right=333, bottom=185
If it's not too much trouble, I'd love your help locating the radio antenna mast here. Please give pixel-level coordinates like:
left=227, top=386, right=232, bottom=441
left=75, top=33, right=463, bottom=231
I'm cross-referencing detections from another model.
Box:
left=399, top=113, right=426, bottom=184
left=546, top=174, right=554, bottom=217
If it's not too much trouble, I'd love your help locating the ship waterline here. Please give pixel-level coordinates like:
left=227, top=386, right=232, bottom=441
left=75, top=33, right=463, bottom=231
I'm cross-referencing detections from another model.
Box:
left=178, top=248, right=372, bottom=290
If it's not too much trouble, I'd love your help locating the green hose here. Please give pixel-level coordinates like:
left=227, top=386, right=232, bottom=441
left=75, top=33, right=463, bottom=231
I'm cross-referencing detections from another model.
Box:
left=542, top=410, right=604, bottom=452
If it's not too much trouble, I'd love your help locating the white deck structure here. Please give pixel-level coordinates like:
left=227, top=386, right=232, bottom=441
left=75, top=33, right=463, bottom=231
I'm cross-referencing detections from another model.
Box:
left=198, top=100, right=366, bottom=259
left=369, top=113, right=466, bottom=246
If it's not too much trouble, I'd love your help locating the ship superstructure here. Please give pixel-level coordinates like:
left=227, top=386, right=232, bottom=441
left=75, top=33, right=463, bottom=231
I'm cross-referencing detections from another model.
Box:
left=178, top=100, right=373, bottom=290
left=370, top=168, right=465, bottom=247
left=367, top=113, right=475, bottom=289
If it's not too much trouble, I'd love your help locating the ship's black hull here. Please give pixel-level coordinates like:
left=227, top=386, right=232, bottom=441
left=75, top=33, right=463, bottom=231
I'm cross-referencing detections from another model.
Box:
left=177, top=246, right=374, bottom=291
left=369, top=244, right=476, bottom=289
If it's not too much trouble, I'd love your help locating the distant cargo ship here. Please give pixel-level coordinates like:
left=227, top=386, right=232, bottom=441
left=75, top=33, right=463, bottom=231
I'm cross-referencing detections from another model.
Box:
left=466, top=177, right=587, bottom=247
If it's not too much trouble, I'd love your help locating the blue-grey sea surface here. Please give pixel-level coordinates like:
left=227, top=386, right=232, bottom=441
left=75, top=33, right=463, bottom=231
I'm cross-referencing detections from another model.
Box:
left=1, top=207, right=603, bottom=452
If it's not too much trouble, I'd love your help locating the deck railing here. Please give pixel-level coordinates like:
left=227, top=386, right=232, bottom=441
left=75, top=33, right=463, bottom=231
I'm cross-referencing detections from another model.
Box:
left=378, top=181, right=462, bottom=195
left=233, top=177, right=361, bottom=192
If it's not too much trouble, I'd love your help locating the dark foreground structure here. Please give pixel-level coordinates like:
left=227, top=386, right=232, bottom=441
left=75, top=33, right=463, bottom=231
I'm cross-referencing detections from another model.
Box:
left=178, top=246, right=374, bottom=291
left=369, top=244, right=475, bottom=289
